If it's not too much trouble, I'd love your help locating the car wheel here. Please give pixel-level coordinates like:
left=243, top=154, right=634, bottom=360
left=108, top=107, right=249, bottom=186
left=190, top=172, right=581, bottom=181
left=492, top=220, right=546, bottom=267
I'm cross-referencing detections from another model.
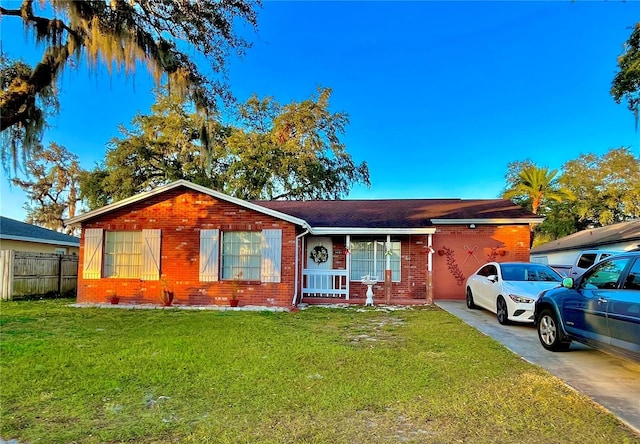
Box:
left=537, top=309, right=571, bottom=352
left=466, top=287, right=476, bottom=309
left=496, top=296, right=509, bottom=325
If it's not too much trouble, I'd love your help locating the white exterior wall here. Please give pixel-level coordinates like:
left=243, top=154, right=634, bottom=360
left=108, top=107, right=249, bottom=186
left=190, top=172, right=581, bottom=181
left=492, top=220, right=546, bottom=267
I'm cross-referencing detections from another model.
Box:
left=0, top=239, right=79, bottom=255
left=531, top=241, right=638, bottom=267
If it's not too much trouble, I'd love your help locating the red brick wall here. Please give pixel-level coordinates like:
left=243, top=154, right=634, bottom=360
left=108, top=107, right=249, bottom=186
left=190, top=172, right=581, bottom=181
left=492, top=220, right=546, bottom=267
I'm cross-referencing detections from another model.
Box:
left=309, top=226, right=531, bottom=304
left=431, top=225, right=531, bottom=300
left=77, top=187, right=298, bottom=307
left=78, top=187, right=533, bottom=307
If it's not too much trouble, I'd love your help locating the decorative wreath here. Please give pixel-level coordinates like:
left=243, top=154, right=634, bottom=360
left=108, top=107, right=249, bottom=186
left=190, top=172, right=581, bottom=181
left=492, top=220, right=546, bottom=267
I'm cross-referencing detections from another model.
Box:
left=310, top=245, right=329, bottom=264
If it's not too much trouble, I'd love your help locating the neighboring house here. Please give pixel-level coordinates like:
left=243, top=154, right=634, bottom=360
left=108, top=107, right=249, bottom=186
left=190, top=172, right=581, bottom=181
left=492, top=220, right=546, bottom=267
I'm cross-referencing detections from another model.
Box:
left=64, top=180, right=541, bottom=307
left=530, top=219, right=640, bottom=266
left=0, top=216, right=79, bottom=255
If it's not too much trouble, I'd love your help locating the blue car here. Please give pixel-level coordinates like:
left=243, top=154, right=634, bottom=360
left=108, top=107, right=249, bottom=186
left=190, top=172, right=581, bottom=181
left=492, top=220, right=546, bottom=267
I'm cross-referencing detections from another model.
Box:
left=534, top=252, right=640, bottom=362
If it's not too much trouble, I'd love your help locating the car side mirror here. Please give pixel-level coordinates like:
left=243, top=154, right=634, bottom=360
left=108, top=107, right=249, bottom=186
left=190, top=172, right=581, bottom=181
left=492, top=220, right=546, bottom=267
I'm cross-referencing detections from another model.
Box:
left=562, top=277, right=574, bottom=289
left=487, top=274, right=498, bottom=283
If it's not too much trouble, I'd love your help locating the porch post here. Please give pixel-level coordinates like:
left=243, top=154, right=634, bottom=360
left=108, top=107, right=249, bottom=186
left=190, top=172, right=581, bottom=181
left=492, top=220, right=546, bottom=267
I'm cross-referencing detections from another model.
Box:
left=293, top=230, right=309, bottom=306
left=385, top=235, right=392, bottom=303
left=427, top=233, right=434, bottom=304
left=345, top=235, right=351, bottom=300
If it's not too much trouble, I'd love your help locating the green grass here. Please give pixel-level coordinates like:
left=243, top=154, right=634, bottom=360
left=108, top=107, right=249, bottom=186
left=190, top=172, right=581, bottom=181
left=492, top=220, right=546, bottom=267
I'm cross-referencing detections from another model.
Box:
left=1, top=299, right=638, bottom=443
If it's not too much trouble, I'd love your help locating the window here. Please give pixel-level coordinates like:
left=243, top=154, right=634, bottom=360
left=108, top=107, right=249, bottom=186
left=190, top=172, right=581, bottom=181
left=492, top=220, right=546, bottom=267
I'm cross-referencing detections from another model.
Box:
left=104, top=231, right=142, bottom=278
left=350, top=239, right=401, bottom=282
left=577, top=253, right=597, bottom=270
left=83, top=228, right=161, bottom=280
left=54, top=248, right=67, bottom=255
left=581, top=258, right=630, bottom=290
left=623, top=259, right=640, bottom=290
left=477, top=264, right=497, bottom=277
left=199, top=229, right=282, bottom=283
left=221, top=232, right=261, bottom=280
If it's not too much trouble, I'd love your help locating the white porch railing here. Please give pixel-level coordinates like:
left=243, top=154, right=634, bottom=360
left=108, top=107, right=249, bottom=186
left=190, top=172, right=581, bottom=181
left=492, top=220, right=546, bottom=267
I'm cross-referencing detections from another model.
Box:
left=302, top=269, right=349, bottom=299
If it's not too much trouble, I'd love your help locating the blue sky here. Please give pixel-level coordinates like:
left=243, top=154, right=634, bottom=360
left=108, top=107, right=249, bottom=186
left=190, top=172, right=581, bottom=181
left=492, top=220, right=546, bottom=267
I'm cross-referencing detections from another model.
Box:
left=1, top=1, right=639, bottom=222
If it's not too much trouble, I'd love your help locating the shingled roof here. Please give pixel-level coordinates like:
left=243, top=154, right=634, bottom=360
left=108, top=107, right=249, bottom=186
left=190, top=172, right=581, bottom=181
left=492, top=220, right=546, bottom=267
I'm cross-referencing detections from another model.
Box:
left=0, top=216, right=79, bottom=247
left=63, top=180, right=541, bottom=234
left=531, top=219, right=640, bottom=254
left=254, top=198, right=540, bottom=229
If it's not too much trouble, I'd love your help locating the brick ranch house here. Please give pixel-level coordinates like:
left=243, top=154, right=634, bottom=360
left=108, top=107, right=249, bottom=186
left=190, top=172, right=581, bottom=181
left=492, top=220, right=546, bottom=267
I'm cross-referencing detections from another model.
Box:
left=64, top=180, right=541, bottom=308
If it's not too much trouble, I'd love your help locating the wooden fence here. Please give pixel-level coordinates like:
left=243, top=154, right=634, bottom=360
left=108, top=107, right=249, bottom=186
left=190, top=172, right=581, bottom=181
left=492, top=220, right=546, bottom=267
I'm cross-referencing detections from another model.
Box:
left=0, top=251, right=78, bottom=301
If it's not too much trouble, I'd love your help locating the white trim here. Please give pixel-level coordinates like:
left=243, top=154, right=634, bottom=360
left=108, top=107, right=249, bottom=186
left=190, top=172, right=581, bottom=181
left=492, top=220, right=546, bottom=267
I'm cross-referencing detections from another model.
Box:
left=310, top=227, right=437, bottom=235
left=385, top=235, right=391, bottom=272
left=293, top=230, right=309, bottom=305
left=427, top=233, right=434, bottom=273
left=430, top=218, right=543, bottom=225
left=345, top=235, right=351, bottom=300
left=0, top=234, right=79, bottom=247
left=64, top=180, right=311, bottom=230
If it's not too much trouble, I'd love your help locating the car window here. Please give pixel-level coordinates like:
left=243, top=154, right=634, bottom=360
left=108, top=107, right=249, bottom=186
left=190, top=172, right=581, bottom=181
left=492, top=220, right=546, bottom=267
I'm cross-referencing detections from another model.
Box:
left=577, top=253, right=597, bottom=269
left=580, top=258, right=631, bottom=290
left=477, top=265, right=497, bottom=277
left=622, top=259, right=640, bottom=291
left=500, top=264, right=561, bottom=282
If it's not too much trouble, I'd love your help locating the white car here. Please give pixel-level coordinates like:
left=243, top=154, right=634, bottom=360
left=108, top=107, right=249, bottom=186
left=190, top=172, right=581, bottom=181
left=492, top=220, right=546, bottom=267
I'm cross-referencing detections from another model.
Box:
left=465, top=262, right=563, bottom=324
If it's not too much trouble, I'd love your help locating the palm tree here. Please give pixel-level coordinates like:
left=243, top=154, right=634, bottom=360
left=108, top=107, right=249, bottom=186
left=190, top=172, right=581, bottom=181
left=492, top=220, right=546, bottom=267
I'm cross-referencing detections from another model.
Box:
left=503, top=166, right=570, bottom=215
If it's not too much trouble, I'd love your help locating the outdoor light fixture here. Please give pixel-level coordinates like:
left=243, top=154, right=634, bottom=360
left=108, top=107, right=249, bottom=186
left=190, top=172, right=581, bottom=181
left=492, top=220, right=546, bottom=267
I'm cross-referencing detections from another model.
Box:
left=469, top=223, right=476, bottom=229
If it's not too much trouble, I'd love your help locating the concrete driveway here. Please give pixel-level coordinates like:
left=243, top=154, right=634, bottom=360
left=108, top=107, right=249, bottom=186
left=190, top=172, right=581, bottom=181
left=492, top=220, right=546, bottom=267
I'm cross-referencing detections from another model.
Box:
left=436, top=300, right=640, bottom=435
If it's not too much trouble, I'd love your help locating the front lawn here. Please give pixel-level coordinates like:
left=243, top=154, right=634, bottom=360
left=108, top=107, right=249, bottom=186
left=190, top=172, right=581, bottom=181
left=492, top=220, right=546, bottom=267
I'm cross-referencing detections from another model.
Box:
left=1, top=299, right=637, bottom=443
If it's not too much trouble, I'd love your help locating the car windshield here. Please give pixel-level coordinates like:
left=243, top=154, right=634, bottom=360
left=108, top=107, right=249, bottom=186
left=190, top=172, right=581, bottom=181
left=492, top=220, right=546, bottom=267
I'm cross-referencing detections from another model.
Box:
left=499, top=264, right=562, bottom=282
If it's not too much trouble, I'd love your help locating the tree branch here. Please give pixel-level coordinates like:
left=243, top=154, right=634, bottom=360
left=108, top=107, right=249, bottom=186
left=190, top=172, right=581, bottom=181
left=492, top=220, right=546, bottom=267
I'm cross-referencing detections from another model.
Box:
left=1, top=1, right=79, bottom=41
left=1, top=44, right=70, bottom=132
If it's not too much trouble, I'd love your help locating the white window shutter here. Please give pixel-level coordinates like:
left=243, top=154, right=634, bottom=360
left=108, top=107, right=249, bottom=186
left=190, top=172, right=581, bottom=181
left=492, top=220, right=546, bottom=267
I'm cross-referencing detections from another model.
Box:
left=199, top=229, right=220, bottom=282
left=261, top=229, right=282, bottom=283
left=83, top=228, right=103, bottom=279
left=141, top=229, right=161, bottom=280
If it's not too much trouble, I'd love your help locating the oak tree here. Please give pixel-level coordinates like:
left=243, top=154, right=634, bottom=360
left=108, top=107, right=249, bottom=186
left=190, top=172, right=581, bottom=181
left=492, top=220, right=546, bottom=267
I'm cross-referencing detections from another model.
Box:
left=11, top=142, right=82, bottom=233
left=0, top=0, right=259, bottom=170
left=80, top=87, right=230, bottom=207
left=225, top=87, right=370, bottom=200
left=81, top=86, right=370, bottom=206
left=0, top=54, right=58, bottom=171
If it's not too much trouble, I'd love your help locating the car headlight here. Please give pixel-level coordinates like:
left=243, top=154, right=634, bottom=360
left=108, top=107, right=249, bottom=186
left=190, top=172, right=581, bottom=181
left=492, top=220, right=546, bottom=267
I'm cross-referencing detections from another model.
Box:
left=508, top=294, right=534, bottom=304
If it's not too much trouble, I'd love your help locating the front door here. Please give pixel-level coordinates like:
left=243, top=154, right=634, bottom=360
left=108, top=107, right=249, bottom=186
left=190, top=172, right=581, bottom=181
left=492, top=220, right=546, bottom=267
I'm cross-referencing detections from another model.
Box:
left=306, top=237, right=333, bottom=293
left=307, top=237, right=333, bottom=270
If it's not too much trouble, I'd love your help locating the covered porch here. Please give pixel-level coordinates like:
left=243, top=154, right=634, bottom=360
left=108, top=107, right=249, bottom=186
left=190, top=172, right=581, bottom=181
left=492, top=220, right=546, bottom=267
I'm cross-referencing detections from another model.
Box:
left=294, top=230, right=436, bottom=306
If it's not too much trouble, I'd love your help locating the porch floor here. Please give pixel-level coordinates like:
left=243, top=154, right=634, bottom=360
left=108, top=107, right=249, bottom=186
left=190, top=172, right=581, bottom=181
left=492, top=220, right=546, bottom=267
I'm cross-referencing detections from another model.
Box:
left=300, top=296, right=430, bottom=306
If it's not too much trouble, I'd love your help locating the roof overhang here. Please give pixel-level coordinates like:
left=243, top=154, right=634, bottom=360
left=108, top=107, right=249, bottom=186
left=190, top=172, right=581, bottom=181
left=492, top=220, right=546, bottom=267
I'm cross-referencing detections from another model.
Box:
left=531, top=238, right=640, bottom=255
left=64, top=180, right=312, bottom=230
left=309, top=227, right=437, bottom=235
left=0, top=234, right=79, bottom=247
left=430, top=218, right=543, bottom=225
